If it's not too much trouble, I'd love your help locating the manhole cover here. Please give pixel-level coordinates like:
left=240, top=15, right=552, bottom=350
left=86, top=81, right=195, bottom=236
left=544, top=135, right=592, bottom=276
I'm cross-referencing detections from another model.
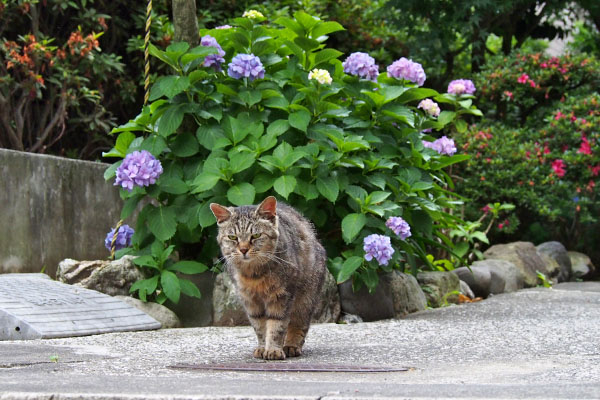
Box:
left=169, top=363, right=408, bottom=373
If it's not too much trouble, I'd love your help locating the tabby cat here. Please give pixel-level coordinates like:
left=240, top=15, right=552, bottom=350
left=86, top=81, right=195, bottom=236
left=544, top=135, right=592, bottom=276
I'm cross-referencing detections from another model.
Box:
left=210, top=196, right=327, bottom=360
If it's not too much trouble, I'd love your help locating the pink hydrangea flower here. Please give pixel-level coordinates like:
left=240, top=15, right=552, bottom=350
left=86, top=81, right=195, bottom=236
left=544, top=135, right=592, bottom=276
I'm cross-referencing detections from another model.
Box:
left=387, top=57, right=426, bottom=86
left=447, top=79, right=476, bottom=95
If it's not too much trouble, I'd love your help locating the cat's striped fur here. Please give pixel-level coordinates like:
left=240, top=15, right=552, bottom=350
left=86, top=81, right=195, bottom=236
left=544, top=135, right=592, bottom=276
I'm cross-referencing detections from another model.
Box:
left=210, top=196, right=326, bottom=360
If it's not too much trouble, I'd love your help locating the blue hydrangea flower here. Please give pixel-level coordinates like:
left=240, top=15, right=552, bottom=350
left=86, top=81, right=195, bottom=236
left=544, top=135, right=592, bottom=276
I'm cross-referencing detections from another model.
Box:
left=200, top=35, right=225, bottom=71
left=104, top=224, right=134, bottom=252
left=422, top=136, right=457, bottom=156
left=342, top=52, right=379, bottom=81
left=385, top=217, right=412, bottom=240
left=387, top=57, right=426, bottom=86
left=114, top=150, right=163, bottom=191
left=227, top=53, right=265, bottom=81
left=363, top=234, right=394, bottom=266
left=447, top=79, right=476, bottom=95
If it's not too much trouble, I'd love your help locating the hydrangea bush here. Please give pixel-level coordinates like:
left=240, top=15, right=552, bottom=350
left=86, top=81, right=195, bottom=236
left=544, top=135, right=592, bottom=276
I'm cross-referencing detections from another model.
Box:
left=105, top=11, right=481, bottom=298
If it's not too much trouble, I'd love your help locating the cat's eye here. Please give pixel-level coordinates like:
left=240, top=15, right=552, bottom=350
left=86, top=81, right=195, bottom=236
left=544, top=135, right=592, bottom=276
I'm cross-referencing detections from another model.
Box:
left=251, top=233, right=261, bottom=240
left=227, top=235, right=238, bottom=241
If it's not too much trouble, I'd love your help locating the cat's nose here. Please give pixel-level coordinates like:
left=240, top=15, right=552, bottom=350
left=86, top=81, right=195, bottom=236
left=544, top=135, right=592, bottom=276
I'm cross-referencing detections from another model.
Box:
left=240, top=247, right=249, bottom=255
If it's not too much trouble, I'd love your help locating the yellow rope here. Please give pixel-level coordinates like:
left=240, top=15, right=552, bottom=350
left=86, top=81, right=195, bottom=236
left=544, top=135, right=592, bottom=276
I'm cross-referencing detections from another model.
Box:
left=110, top=219, right=124, bottom=260
left=144, top=0, right=153, bottom=105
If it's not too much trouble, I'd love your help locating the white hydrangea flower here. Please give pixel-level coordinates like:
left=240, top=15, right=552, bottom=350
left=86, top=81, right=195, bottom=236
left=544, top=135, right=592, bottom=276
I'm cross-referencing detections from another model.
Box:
left=308, top=68, right=333, bottom=85
left=242, top=10, right=264, bottom=19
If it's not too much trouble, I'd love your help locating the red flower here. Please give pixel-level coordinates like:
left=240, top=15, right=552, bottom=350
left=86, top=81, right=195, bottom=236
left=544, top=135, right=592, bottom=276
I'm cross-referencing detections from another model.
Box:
left=590, top=165, right=600, bottom=176
left=551, top=159, right=566, bottom=178
left=578, top=135, right=592, bottom=155
left=517, top=73, right=529, bottom=84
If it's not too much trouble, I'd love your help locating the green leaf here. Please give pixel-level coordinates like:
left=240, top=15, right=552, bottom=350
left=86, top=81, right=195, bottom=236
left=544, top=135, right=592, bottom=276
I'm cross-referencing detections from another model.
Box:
left=197, top=125, right=230, bottom=150
left=160, top=270, right=180, bottom=304
left=239, top=89, right=262, bottom=107
left=147, top=206, right=177, bottom=241
left=316, top=175, right=339, bottom=202
left=396, top=88, right=439, bottom=104
left=170, top=132, right=199, bottom=157
left=294, top=10, right=319, bottom=31
left=311, top=21, right=345, bottom=38
left=337, top=256, right=363, bottom=283
left=312, top=49, right=343, bottom=68
left=129, top=275, right=159, bottom=302
left=438, top=111, right=456, bottom=127
left=289, top=110, right=311, bottom=133
left=471, top=231, right=489, bottom=244
left=168, top=260, right=208, bottom=274
left=179, top=278, right=202, bottom=299
left=253, top=173, right=275, bottom=193
left=223, top=116, right=251, bottom=145
left=229, top=152, right=255, bottom=174
left=121, top=195, right=142, bottom=219
left=198, top=201, right=217, bottom=228
left=158, top=76, right=190, bottom=99
left=132, top=255, right=159, bottom=269
left=140, top=135, right=167, bottom=155
left=227, top=182, right=256, bottom=206
left=104, top=161, right=120, bottom=181
left=148, top=43, right=176, bottom=69
left=454, top=119, right=468, bottom=133
left=274, top=16, right=304, bottom=36
left=191, top=173, right=221, bottom=193
left=159, top=177, right=189, bottom=194
left=158, top=105, right=184, bottom=137
left=341, top=213, right=366, bottom=244
left=267, top=119, right=290, bottom=136
left=273, top=175, right=297, bottom=199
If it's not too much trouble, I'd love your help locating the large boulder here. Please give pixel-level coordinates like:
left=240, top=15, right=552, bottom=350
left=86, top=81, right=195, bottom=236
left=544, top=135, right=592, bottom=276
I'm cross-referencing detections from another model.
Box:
left=452, top=265, right=492, bottom=298
left=483, top=241, right=548, bottom=287
left=339, top=271, right=427, bottom=321
left=417, top=271, right=460, bottom=307
left=388, top=271, right=427, bottom=316
left=568, top=251, right=596, bottom=280
left=536, top=241, right=572, bottom=282
left=211, top=273, right=248, bottom=326
left=56, top=256, right=146, bottom=296
left=115, top=296, right=181, bottom=329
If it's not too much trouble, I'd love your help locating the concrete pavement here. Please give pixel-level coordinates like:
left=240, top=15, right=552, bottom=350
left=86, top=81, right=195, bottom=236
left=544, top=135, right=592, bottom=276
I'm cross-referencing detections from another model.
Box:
left=1, top=282, right=599, bottom=399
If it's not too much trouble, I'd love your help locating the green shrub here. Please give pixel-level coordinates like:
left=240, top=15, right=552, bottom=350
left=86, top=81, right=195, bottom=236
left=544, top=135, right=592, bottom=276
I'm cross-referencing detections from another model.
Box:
left=105, top=10, right=480, bottom=302
left=456, top=49, right=600, bottom=257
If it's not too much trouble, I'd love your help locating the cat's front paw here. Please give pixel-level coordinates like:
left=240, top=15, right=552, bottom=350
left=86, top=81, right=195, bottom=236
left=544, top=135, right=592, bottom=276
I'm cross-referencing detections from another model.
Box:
left=253, top=347, right=265, bottom=358
left=263, top=348, right=286, bottom=360
left=283, top=345, right=302, bottom=357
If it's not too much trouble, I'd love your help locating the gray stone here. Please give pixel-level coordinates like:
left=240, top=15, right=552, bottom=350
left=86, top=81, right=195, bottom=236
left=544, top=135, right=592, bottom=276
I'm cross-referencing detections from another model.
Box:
left=0, top=273, right=160, bottom=340
left=483, top=241, right=548, bottom=287
left=0, top=149, right=134, bottom=278
left=568, top=251, right=596, bottom=280
left=56, top=256, right=146, bottom=297
left=339, top=276, right=395, bottom=322
left=167, top=272, right=215, bottom=327
left=453, top=266, right=492, bottom=298
left=338, top=313, right=363, bottom=324
left=485, top=259, right=525, bottom=293
left=417, top=271, right=460, bottom=307
left=459, top=280, right=475, bottom=299
left=312, top=270, right=341, bottom=323
left=115, top=296, right=181, bottom=329
left=211, top=273, right=248, bottom=327
left=388, top=271, right=427, bottom=317
left=536, top=241, right=572, bottom=282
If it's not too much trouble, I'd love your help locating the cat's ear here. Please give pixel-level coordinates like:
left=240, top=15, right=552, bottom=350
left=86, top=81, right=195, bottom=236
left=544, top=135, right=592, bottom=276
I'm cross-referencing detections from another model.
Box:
left=256, top=196, right=277, bottom=221
left=210, top=203, right=232, bottom=223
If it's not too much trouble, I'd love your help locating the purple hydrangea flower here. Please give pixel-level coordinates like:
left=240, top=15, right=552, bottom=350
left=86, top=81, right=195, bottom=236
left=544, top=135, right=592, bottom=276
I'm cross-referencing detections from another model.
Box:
left=387, top=57, right=426, bottom=86
left=227, top=53, right=265, bottom=81
left=200, top=35, right=225, bottom=71
left=104, top=224, right=134, bottom=252
left=215, top=25, right=232, bottom=29
left=342, top=52, right=379, bottom=81
left=385, top=217, right=412, bottom=240
left=447, top=79, right=476, bottom=95
left=114, top=150, right=163, bottom=191
left=422, top=136, right=457, bottom=156
left=363, top=234, right=395, bottom=266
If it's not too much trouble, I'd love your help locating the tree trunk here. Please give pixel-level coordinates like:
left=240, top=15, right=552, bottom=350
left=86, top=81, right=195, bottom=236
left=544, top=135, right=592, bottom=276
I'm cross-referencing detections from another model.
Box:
left=172, top=0, right=199, bottom=46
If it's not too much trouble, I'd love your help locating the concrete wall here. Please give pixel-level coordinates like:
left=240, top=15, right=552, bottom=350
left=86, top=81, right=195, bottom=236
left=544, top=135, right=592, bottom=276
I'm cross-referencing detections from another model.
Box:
left=0, top=149, right=126, bottom=278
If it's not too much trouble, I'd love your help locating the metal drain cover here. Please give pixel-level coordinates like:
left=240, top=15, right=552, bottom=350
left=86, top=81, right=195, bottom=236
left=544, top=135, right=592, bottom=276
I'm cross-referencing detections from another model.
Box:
left=170, top=362, right=408, bottom=373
